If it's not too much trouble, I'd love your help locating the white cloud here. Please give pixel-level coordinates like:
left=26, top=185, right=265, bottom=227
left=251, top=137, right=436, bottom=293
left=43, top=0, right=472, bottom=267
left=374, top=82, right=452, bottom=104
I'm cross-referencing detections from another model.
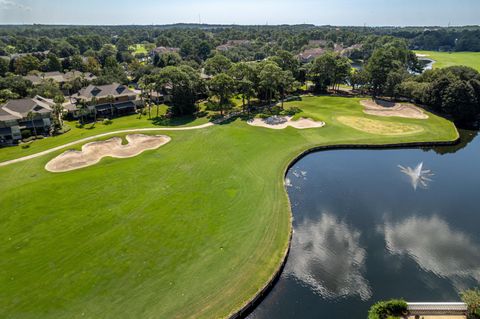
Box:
left=285, top=213, right=372, bottom=301
left=0, top=0, right=31, bottom=11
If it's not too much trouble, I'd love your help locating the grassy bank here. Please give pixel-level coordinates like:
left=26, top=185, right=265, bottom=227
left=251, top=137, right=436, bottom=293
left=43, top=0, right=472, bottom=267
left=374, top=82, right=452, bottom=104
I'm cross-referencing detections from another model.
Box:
left=0, top=105, right=209, bottom=163
left=0, top=96, right=458, bottom=319
left=415, top=50, right=480, bottom=71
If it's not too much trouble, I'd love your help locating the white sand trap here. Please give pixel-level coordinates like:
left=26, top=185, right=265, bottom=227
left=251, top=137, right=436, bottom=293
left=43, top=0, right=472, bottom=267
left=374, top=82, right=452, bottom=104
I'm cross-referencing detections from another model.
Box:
left=45, top=134, right=171, bottom=172
left=247, top=116, right=325, bottom=130
left=361, top=99, right=429, bottom=119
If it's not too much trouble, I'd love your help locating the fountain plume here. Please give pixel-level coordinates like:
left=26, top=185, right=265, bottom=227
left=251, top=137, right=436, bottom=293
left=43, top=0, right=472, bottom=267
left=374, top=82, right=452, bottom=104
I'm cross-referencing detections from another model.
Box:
left=398, top=162, right=434, bottom=190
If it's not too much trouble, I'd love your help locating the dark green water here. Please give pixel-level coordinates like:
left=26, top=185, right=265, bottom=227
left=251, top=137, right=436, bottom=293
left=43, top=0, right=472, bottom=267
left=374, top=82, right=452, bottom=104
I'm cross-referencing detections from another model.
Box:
left=249, top=130, right=480, bottom=319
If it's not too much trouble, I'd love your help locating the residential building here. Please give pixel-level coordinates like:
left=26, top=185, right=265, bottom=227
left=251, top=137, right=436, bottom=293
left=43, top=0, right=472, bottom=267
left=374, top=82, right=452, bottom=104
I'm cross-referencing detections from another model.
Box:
left=70, top=83, right=139, bottom=118
left=215, top=40, right=252, bottom=52
left=149, top=46, right=181, bottom=57
left=297, top=47, right=326, bottom=63
left=24, top=70, right=97, bottom=86
left=0, top=96, right=61, bottom=145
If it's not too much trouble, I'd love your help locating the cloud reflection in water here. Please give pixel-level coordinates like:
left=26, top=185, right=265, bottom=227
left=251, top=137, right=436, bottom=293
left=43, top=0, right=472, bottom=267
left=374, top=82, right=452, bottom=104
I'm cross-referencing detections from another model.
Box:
left=382, top=216, right=480, bottom=290
left=286, top=213, right=372, bottom=301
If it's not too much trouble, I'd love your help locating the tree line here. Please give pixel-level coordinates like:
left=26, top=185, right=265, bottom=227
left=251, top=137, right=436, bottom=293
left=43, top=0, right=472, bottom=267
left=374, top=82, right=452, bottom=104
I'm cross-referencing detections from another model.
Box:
left=0, top=26, right=479, bottom=125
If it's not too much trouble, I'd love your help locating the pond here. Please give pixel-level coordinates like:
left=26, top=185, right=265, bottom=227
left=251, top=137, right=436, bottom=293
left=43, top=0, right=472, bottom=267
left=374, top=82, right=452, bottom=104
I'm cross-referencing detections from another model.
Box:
left=249, top=130, right=480, bottom=319
left=419, top=58, right=435, bottom=71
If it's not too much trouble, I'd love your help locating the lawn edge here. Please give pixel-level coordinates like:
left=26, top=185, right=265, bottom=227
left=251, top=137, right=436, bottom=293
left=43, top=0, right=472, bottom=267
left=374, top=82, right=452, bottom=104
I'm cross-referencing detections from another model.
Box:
left=226, top=134, right=460, bottom=319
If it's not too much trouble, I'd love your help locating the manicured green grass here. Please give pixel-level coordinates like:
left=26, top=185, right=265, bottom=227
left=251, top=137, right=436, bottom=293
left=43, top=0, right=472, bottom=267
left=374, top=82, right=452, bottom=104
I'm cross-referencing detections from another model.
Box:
left=415, top=50, right=480, bottom=71
left=0, top=96, right=458, bottom=319
left=129, top=44, right=148, bottom=55
left=129, top=44, right=155, bottom=56
left=0, top=105, right=209, bottom=163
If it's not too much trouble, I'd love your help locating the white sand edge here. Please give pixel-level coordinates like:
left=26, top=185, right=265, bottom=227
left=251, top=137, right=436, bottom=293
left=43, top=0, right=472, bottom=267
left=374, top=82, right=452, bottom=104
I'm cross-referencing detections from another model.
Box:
left=247, top=116, right=325, bottom=130
left=45, top=134, right=171, bottom=172
left=360, top=100, right=429, bottom=120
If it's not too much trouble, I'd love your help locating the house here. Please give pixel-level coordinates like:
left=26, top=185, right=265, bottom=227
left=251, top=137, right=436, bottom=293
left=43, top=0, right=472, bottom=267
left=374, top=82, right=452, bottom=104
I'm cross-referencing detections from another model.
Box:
left=71, top=83, right=139, bottom=118
left=149, top=46, right=181, bottom=57
left=24, top=70, right=97, bottom=86
left=297, top=47, right=326, bottom=63
left=215, top=40, right=252, bottom=52
left=0, top=96, right=60, bottom=145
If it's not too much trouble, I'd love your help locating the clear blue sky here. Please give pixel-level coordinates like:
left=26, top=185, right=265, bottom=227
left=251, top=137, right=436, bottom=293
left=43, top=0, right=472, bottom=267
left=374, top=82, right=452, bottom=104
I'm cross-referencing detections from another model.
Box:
left=1, top=0, right=479, bottom=26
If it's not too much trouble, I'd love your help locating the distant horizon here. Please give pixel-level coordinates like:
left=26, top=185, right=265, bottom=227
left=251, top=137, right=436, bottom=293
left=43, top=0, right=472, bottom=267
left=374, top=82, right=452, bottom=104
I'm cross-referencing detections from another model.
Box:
left=0, top=23, right=479, bottom=28
left=1, top=0, right=479, bottom=26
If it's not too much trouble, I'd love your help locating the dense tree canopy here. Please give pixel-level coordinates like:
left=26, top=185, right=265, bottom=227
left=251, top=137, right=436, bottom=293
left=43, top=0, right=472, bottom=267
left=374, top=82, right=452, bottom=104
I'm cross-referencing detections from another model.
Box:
left=0, top=24, right=479, bottom=124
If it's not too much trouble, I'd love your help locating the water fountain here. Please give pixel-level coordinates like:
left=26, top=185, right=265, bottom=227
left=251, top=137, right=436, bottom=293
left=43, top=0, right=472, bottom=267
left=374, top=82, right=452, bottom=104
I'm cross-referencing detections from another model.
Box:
left=398, top=162, right=434, bottom=190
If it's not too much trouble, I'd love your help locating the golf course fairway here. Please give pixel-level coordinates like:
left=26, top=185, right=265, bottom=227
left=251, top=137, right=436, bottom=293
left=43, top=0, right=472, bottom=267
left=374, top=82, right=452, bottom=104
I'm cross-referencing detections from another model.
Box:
left=0, top=96, right=459, bottom=318
left=415, top=50, right=480, bottom=71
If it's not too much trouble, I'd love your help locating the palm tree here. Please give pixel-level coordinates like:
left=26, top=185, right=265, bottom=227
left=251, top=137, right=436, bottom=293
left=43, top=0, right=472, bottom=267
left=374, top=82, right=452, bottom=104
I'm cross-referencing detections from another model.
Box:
left=26, top=111, right=38, bottom=137
left=90, top=96, right=98, bottom=126
left=76, top=99, right=88, bottom=125
left=52, top=95, right=65, bottom=132
left=146, top=83, right=155, bottom=119
left=138, top=78, right=146, bottom=119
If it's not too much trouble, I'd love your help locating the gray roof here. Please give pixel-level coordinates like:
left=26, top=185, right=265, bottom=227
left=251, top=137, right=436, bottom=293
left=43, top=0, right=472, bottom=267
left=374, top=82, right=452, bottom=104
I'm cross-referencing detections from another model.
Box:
left=25, top=71, right=96, bottom=85
left=1, top=95, right=54, bottom=119
left=150, top=46, right=180, bottom=55
left=0, top=96, right=53, bottom=120
left=0, top=107, right=17, bottom=121
left=298, top=47, right=326, bottom=61
left=75, top=83, right=137, bottom=101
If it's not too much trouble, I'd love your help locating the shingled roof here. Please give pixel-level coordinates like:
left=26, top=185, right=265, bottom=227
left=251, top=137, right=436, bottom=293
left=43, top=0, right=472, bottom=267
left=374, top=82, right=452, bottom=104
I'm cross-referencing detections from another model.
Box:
left=150, top=46, right=180, bottom=55
left=0, top=96, right=53, bottom=120
left=74, top=83, right=136, bottom=101
left=24, top=71, right=97, bottom=85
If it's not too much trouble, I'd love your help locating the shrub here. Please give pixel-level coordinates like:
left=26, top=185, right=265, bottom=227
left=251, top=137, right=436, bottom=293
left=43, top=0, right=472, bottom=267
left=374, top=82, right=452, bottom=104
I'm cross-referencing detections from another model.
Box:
left=22, top=136, right=35, bottom=143
left=102, top=119, right=113, bottom=125
left=282, top=106, right=302, bottom=116
left=368, top=299, right=408, bottom=319
left=21, top=129, right=31, bottom=139
left=195, top=110, right=208, bottom=118
left=270, top=105, right=283, bottom=115
left=461, top=288, right=480, bottom=319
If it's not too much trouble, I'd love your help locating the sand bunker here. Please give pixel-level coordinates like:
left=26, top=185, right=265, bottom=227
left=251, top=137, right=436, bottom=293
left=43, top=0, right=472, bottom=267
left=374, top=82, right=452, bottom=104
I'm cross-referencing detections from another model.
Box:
left=361, top=99, right=429, bottom=120
left=247, top=116, right=325, bottom=130
left=45, top=134, right=171, bottom=172
left=337, top=116, right=424, bottom=136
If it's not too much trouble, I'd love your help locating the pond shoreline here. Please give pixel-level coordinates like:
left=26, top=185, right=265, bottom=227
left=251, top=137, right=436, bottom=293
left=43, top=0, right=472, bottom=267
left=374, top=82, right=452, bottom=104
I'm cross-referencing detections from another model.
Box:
left=229, top=136, right=460, bottom=319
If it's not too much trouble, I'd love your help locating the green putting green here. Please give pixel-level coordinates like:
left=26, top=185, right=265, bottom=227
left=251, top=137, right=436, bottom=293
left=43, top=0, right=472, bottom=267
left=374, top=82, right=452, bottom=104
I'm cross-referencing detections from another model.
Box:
left=415, top=50, right=480, bottom=71
left=0, top=96, right=458, bottom=318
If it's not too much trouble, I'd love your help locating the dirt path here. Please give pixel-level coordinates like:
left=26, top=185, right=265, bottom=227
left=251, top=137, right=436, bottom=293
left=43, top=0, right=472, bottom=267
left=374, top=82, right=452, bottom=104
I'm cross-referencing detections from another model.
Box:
left=0, top=122, right=214, bottom=168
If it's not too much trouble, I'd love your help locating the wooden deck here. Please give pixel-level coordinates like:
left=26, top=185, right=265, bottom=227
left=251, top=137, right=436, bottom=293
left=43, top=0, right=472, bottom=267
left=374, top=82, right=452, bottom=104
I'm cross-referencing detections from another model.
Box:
left=407, top=302, right=467, bottom=318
